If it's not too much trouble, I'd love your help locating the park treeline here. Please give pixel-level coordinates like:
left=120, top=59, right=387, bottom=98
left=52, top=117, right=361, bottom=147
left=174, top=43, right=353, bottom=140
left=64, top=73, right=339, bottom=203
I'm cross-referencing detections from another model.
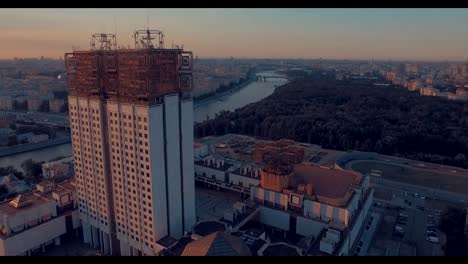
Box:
left=194, top=73, right=468, bottom=169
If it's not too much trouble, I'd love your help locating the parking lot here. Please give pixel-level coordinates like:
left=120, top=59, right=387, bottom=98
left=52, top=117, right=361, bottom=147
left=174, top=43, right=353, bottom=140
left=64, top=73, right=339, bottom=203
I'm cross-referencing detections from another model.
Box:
left=370, top=188, right=445, bottom=256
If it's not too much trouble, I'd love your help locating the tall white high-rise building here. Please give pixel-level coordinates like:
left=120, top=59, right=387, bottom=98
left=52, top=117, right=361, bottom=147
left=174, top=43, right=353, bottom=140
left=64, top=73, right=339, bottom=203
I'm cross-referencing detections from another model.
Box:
left=65, top=32, right=195, bottom=256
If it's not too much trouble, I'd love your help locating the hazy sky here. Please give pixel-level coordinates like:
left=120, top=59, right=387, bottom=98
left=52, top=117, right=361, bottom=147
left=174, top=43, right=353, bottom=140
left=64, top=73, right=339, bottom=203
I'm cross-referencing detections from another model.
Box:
left=1, top=8, right=468, bottom=61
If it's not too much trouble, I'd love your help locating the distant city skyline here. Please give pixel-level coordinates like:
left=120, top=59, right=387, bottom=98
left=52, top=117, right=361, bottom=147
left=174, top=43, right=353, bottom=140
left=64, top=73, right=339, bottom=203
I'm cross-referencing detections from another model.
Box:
left=1, top=8, right=468, bottom=61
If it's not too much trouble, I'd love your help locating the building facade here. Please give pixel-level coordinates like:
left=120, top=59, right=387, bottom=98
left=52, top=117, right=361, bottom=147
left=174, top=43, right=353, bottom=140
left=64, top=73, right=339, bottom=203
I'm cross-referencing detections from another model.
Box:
left=0, top=181, right=79, bottom=256
left=66, top=32, right=196, bottom=256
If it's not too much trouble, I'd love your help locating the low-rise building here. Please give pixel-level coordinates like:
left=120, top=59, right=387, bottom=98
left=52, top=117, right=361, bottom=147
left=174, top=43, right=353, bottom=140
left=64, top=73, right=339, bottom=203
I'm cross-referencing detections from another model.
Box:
left=0, top=180, right=80, bottom=256
left=41, top=157, right=74, bottom=179
left=27, top=98, right=42, bottom=112
left=0, top=96, right=13, bottom=111
left=49, top=99, right=65, bottom=113
left=194, top=135, right=373, bottom=256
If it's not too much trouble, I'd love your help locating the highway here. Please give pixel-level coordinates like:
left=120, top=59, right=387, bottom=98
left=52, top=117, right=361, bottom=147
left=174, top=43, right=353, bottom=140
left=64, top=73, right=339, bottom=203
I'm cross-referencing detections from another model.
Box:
left=342, top=157, right=468, bottom=205
left=371, top=177, right=468, bottom=206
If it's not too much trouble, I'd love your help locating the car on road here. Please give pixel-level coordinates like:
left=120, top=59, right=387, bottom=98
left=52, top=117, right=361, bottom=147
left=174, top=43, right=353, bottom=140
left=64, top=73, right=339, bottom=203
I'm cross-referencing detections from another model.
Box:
left=427, top=236, right=439, bottom=243
left=427, top=231, right=437, bottom=237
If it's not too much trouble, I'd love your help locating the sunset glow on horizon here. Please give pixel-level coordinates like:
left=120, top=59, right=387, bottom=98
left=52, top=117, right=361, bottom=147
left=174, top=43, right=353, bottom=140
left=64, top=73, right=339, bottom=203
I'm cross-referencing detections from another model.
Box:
left=1, top=8, right=468, bottom=61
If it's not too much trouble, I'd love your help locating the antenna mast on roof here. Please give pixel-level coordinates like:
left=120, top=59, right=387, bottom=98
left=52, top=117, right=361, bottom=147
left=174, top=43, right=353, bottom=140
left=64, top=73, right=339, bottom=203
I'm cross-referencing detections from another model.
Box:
left=90, top=33, right=117, bottom=50
left=134, top=28, right=165, bottom=49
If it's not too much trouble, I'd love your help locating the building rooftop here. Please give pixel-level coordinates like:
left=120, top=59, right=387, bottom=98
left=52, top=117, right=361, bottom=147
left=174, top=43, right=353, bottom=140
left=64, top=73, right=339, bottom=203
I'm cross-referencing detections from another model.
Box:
left=0, top=180, right=75, bottom=217
left=181, top=231, right=252, bottom=256
left=0, top=192, right=49, bottom=217
left=293, top=163, right=362, bottom=200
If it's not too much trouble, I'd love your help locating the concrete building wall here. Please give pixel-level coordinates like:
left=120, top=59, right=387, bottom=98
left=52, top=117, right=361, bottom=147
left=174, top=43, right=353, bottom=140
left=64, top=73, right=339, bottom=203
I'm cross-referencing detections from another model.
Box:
left=108, top=101, right=158, bottom=253
left=228, top=173, right=260, bottom=188
left=296, top=216, right=327, bottom=238
left=258, top=206, right=290, bottom=231
left=2, top=202, right=56, bottom=231
left=0, top=215, right=66, bottom=256
left=69, top=95, right=111, bottom=241
left=337, top=189, right=374, bottom=256
left=149, top=104, right=168, bottom=241
left=303, top=200, right=346, bottom=225
left=195, top=165, right=226, bottom=182
left=251, top=186, right=288, bottom=209
left=180, top=99, right=196, bottom=233
left=164, top=94, right=183, bottom=238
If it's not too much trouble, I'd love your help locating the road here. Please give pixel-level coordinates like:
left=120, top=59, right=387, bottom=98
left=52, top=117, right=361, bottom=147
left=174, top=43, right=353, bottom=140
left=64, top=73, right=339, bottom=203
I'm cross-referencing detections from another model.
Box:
left=0, top=111, right=69, bottom=127
left=371, top=177, right=468, bottom=206
left=0, top=137, right=71, bottom=157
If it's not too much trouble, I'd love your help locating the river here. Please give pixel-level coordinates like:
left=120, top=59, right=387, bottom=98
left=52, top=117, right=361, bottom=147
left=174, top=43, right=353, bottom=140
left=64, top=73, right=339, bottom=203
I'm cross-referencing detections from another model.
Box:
left=0, top=71, right=287, bottom=171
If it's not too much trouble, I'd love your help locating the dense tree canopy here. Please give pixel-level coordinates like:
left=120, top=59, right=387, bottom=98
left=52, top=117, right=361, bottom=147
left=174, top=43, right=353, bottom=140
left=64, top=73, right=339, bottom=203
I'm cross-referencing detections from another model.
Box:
left=0, top=166, right=24, bottom=179
left=20, top=159, right=43, bottom=183
left=194, top=73, right=468, bottom=169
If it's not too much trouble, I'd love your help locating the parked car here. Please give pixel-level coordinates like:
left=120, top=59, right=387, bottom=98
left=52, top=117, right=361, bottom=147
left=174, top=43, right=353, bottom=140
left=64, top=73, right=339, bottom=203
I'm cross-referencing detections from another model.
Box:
left=397, top=220, right=406, bottom=225
left=427, top=236, right=439, bottom=243
left=393, top=231, right=404, bottom=238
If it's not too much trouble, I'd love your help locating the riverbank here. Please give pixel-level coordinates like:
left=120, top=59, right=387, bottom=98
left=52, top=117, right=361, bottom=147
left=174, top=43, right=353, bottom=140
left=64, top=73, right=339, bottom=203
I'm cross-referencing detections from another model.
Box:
left=0, top=137, right=71, bottom=158
left=194, top=77, right=256, bottom=107
left=194, top=75, right=288, bottom=123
